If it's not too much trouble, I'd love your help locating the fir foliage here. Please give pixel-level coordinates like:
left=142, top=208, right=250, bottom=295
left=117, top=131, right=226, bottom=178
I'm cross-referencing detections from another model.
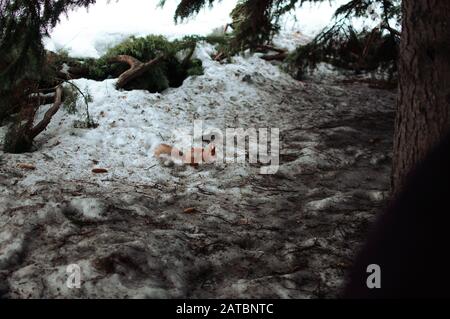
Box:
left=84, top=35, right=204, bottom=92
left=288, top=0, right=401, bottom=78
left=0, top=0, right=95, bottom=152
left=167, top=0, right=401, bottom=75
left=0, top=0, right=96, bottom=90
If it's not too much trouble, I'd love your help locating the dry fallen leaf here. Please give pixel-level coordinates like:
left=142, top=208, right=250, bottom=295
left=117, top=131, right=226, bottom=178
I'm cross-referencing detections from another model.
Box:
left=92, top=168, right=108, bottom=174
left=183, top=207, right=196, bottom=214
left=238, top=218, right=250, bottom=225
left=17, top=163, right=36, bottom=170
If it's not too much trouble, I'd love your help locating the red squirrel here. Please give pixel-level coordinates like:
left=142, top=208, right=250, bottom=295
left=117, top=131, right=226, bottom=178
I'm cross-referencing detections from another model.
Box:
left=154, top=143, right=216, bottom=166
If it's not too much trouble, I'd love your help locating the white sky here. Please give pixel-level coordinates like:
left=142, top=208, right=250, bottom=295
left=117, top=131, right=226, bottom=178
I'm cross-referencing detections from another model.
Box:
left=46, top=0, right=349, bottom=57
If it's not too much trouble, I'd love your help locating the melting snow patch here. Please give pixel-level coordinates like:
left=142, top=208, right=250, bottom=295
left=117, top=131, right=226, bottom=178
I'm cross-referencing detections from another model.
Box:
left=304, top=193, right=350, bottom=212
left=66, top=198, right=107, bottom=221
left=0, top=230, right=25, bottom=269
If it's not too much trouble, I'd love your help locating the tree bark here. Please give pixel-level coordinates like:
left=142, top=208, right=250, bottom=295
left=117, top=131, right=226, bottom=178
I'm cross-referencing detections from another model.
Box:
left=392, top=0, right=450, bottom=193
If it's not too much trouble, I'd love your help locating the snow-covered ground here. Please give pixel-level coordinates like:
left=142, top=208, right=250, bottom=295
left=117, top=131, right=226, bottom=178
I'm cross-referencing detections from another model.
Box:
left=0, top=0, right=398, bottom=299
left=0, top=40, right=396, bottom=297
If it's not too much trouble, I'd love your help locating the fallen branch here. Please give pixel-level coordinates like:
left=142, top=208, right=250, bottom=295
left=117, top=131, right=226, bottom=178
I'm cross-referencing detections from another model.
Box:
left=63, top=80, right=95, bottom=127
left=30, top=86, right=63, bottom=139
left=29, top=92, right=56, bottom=105
left=213, top=51, right=226, bottom=61
left=108, top=54, right=164, bottom=89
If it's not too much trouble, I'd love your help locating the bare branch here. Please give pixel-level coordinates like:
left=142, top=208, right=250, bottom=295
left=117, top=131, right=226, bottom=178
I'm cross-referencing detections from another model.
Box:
left=109, top=54, right=164, bottom=89
left=30, top=86, right=63, bottom=139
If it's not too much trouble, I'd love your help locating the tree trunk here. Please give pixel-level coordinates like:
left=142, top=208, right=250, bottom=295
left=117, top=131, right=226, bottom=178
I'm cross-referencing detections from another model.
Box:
left=392, top=1, right=450, bottom=193
left=3, top=86, right=63, bottom=154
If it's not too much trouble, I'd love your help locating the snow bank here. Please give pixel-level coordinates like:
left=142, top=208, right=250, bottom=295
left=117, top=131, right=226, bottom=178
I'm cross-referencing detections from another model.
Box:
left=2, top=43, right=291, bottom=189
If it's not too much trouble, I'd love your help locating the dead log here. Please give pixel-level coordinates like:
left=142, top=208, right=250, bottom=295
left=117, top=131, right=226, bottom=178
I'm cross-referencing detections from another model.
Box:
left=256, top=45, right=288, bottom=61
left=66, top=65, right=90, bottom=79
left=108, top=55, right=164, bottom=89
left=56, top=66, right=89, bottom=81
left=257, top=45, right=287, bottom=54
left=260, top=52, right=288, bottom=61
